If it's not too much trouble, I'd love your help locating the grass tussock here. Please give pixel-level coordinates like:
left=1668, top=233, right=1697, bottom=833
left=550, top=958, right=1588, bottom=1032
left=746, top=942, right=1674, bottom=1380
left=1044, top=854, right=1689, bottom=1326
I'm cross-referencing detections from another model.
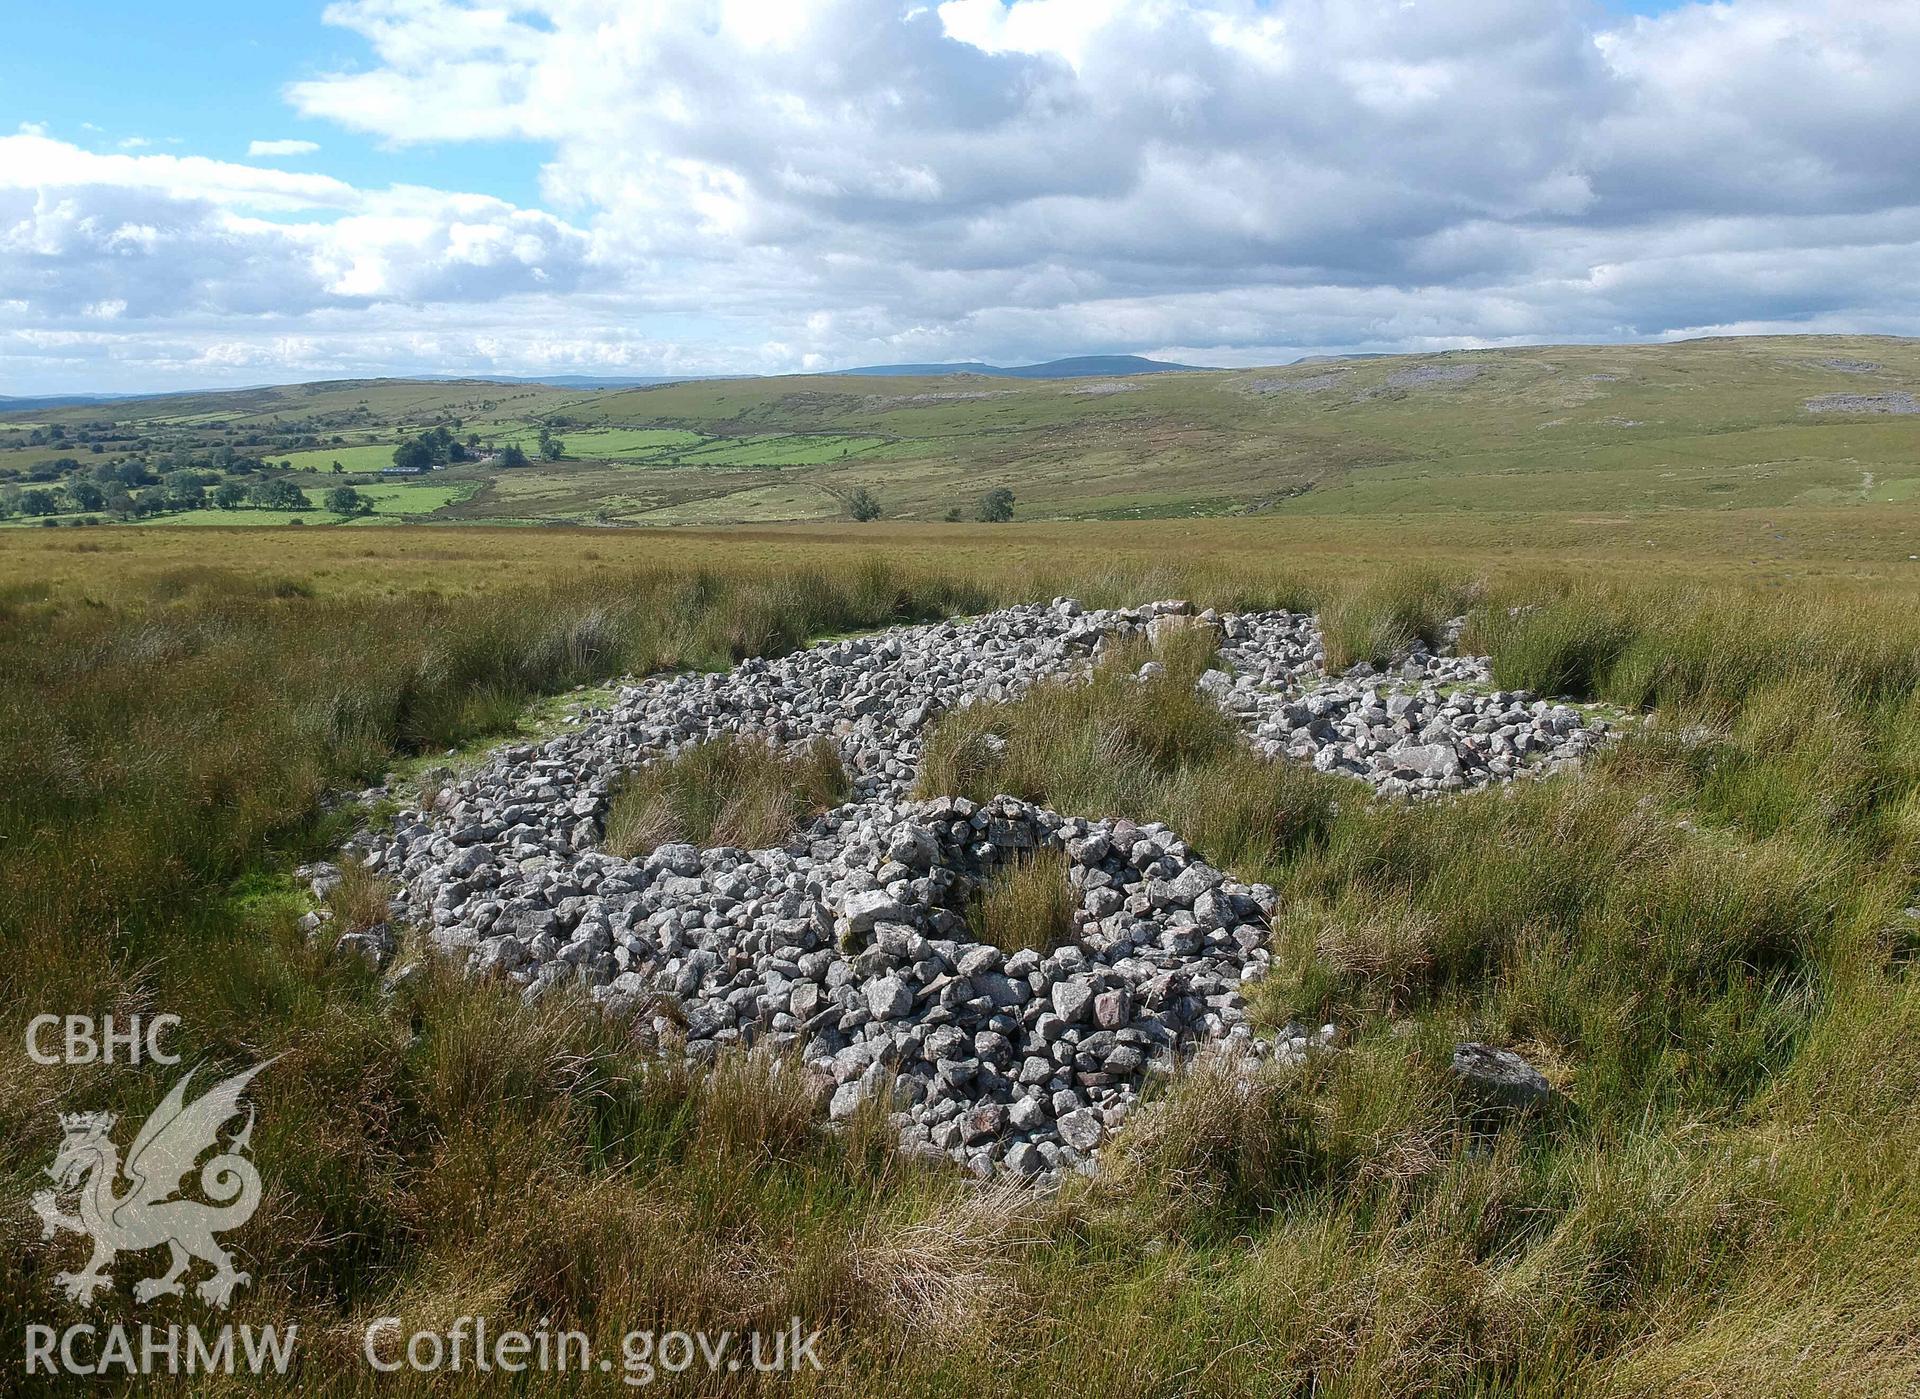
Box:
left=5, top=546, right=1920, bottom=1394
left=919, top=630, right=1339, bottom=874
left=324, top=857, right=392, bottom=932
left=1318, top=566, right=1477, bottom=670
left=971, top=852, right=1077, bottom=954
left=604, top=734, right=849, bottom=857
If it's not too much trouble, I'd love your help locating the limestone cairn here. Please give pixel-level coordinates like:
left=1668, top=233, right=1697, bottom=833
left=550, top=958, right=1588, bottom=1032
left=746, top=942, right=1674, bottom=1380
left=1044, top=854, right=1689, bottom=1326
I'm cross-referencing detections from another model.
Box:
left=349, top=598, right=1612, bottom=1182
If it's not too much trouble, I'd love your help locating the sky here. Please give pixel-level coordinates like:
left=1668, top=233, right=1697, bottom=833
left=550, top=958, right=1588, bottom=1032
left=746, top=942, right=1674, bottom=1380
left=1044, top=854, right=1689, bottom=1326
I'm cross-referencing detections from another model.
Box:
left=3, top=0, right=1918, bottom=394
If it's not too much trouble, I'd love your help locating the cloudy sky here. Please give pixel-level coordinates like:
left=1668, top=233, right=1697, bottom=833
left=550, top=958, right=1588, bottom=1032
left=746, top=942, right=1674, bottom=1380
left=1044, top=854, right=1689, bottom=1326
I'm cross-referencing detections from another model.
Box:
left=4, top=0, right=1918, bottom=393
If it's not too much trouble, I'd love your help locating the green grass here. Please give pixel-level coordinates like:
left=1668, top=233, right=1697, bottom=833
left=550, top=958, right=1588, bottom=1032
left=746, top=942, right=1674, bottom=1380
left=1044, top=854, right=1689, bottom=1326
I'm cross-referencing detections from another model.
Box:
left=552, top=426, right=707, bottom=457
left=1318, top=566, right=1476, bottom=668
left=604, top=734, right=850, bottom=857
left=7, top=481, right=482, bottom=528
left=278, top=443, right=403, bottom=473
left=970, top=852, right=1077, bottom=955
left=2, top=541, right=1920, bottom=1393
left=13, top=334, right=1920, bottom=527
left=667, top=432, right=892, bottom=466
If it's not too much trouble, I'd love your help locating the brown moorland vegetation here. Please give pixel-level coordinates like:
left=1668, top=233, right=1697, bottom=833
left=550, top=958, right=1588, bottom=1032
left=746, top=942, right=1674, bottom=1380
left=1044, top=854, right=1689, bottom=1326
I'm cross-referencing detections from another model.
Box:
left=2, top=521, right=1917, bottom=1394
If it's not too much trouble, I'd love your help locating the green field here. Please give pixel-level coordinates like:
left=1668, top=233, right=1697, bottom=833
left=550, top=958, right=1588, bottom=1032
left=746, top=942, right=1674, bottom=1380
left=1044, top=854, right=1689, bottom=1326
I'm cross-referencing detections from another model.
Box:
left=545, top=426, right=707, bottom=457
left=279, top=442, right=405, bottom=473
left=0, top=479, right=476, bottom=528
left=664, top=432, right=892, bottom=465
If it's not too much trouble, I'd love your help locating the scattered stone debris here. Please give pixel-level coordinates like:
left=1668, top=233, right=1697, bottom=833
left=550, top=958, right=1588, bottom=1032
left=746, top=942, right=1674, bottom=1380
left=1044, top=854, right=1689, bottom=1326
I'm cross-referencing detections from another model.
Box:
left=1804, top=392, right=1919, bottom=415
left=1384, top=363, right=1483, bottom=389
left=862, top=390, right=1011, bottom=408
left=1246, top=372, right=1348, bottom=395
left=1814, top=358, right=1885, bottom=375
left=347, top=599, right=1614, bottom=1182
left=333, top=922, right=397, bottom=970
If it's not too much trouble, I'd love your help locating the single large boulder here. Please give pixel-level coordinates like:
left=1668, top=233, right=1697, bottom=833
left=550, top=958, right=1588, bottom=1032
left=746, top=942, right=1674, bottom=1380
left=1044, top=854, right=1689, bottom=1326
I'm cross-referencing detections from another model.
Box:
left=1450, top=1042, right=1552, bottom=1109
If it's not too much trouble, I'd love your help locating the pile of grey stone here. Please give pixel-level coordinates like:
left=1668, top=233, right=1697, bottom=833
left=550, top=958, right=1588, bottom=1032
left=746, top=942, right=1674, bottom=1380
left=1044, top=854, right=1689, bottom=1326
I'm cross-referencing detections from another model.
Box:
left=349, top=597, right=1609, bottom=1182
left=1207, top=610, right=1605, bottom=797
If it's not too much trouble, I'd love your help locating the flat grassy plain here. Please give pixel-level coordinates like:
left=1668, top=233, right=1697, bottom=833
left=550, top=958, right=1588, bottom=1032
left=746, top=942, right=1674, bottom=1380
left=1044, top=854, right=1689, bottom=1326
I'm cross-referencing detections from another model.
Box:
left=7, top=503, right=1917, bottom=597
left=2, top=517, right=1918, bottom=1394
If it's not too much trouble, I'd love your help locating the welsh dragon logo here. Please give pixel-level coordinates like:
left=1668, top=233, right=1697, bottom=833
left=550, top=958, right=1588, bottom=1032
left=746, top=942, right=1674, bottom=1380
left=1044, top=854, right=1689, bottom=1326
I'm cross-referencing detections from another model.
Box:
left=31, top=1059, right=273, bottom=1309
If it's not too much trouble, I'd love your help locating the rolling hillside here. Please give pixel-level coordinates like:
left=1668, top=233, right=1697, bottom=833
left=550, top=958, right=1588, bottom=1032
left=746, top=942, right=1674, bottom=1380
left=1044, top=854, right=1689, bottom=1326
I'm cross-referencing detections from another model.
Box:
left=4, top=335, right=1916, bottom=527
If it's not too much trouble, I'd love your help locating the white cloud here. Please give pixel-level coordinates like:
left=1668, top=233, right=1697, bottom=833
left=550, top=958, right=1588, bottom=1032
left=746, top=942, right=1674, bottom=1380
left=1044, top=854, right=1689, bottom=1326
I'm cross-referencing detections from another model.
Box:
left=0, top=136, right=592, bottom=324
left=6, top=0, right=1920, bottom=390
left=248, top=138, right=321, bottom=157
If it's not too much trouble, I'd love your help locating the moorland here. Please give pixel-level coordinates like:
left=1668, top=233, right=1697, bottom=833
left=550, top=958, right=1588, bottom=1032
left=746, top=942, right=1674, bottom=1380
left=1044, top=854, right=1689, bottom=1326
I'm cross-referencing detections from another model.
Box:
left=3, top=336, right=1918, bottom=1395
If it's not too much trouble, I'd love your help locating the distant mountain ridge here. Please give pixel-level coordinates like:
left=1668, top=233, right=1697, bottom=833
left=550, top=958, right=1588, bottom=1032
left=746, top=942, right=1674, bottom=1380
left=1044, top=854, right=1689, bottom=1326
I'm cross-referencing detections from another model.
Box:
left=0, top=392, right=153, bottom=411
left=1, top=355, right=1202, bottom=404
left=837, top=354, right=1203, bottom=379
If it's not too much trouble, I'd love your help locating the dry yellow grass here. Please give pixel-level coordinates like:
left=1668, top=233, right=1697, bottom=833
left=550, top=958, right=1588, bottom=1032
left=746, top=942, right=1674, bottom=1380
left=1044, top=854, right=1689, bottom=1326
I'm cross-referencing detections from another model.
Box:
left=971, top=853, right=1077, bottom=955
left=604, top=736, right=850, bottom=858
left=7, top=502, right=1920, bottom=606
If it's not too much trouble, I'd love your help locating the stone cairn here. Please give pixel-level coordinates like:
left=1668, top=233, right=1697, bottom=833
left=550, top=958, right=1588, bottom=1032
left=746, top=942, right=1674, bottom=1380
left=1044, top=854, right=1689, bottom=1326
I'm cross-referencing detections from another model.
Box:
left=325, top=599, right=1603, bottom=1182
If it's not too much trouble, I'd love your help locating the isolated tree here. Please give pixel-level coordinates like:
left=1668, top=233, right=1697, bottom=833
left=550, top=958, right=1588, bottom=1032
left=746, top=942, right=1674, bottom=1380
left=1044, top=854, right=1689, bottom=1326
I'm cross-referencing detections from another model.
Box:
left=66, top=479, right=106, bottom=512
left=975, top=487, right=1015, bottom=523
left=331, top=460, right=344, bottom=474
left=324, top=485, right=373, bottom=516
left=847, top=486, right=883, bottom=522
left=537, top=424, right=565, bottom=461
left=212, top=481, right=247, bottom=510
left=943, top=505, right=964, bottom=522
left=498, top=443, right=530, bottom=468
left=19, top=487, right=59, bottom=517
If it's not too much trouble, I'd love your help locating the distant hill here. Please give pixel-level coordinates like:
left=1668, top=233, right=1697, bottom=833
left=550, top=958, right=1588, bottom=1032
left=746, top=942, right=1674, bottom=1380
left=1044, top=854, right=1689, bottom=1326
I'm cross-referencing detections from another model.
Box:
left=0, top=392, right=149, bottom=411
left=415, top=373, right=721, bottom=390
left=839, top=355, right=1203, bottom=379
left=2, top=357, right=1194, bottom=405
